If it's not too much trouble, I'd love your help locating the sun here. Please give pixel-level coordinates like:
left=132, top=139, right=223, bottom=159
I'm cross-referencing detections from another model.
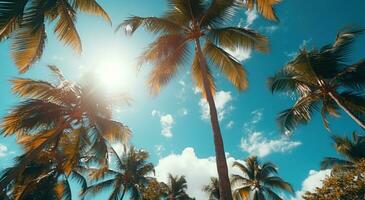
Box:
left=96, top=61, right=132, bottom=91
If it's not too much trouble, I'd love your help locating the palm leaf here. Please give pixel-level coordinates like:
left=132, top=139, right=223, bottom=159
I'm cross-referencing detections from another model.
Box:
left=54, top=0, right=82, bottom=53
left=0, top=0, right=28, bottom=41
left=207, top=27, right=269, bottom=52
left=320, top=157, right=353, bottom=169
left=242, top=0, right=280, bottom=21
left=204, top=41, right=248, bottom=90
left=72, top=0, right=111, bottom=24
left=118, top=16, right=182, bottom=35
left=200, top=0, right=236, bottom=27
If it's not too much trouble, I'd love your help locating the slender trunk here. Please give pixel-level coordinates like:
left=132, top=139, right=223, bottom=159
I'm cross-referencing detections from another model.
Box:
left=328, top=92, right=365, bottom=129
left=120, top=187, right=126, bottom=200
left=194, top=39, right=233, bottom=200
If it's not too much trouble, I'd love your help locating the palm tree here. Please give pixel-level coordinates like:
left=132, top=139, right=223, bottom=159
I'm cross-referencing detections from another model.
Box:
left=0, top=150, right=87, bottom=200
left=269, top=27, right=365, bottom=133
left=239, top=0, right=281, bottom=21
left=321, top=132, right=365, bottom=169
left=119, top=1, right=268, bottom=199
left=202, top=177, right=220, bottom=200
left=231, top=156, right=293, bottom=200
left=0, top=65, right=131, bottom=195
left=164, top=174, right=194, bottom=200
left=82, top=146, right=154, bottom=200
left=0, top=0, right=110, bottom=72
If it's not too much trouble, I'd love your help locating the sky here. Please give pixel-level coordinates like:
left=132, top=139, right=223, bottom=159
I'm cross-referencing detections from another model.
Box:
left=0, top=0, right=365, bottom=199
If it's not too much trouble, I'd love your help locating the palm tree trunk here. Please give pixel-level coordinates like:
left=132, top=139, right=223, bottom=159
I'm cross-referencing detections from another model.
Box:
left=328, top=92, right=365, bottom=129
left=194, top=38, right=233, bottom=200
left=120, top=187, right=126, bottom=200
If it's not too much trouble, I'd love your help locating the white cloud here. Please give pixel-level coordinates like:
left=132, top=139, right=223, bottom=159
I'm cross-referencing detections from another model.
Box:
left=240, top=132, right=301, bottom=157
left=152, top=110, right=175, bottom=138
left=155, top=147, right=243, bottom=200
left=292, top=169, right=331, bottom=200
left=199, top=91, right=233, bottom=121
left=0, top=144, right=8, bottom=157
left=226, top=121, right=234, bottom=129
left=160, top=114, right=174, bottom=138
left=240, top=109, right=301, bottom=157
left=193, top=87, right=201, bottom=94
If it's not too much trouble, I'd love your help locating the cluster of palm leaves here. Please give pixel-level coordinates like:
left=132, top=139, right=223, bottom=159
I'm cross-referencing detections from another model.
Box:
left=202, top=156, right=293, bottom=200
left=0, top=0, right=110, bottom=72
left=269, top=27, right=365, bottom=133
left=0, top=65, right=131, bottom=199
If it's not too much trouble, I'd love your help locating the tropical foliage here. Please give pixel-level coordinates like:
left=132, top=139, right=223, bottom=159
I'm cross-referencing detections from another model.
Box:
left=269, top=27, right=365, bottom=133
left=303, top=159, right=365, bottom=200
left=0, top=0, right=110, bottom=72
left=164, top=174, right=194, bottom=200
left=321, top=132, right=365, bottom=169
left=82, top=146, right=154, bottom=200
left=119, top=1, right=269, bottom=198
left=239, top=0, right=281, bottom=21
left=231, top=156, right=293, bottom=200
left=0, top=65, right=131, bottom=198
left=202, top=177, right=220, bottom=200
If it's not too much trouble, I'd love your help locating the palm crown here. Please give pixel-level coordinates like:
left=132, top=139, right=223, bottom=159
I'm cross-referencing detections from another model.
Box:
left=0, top=0, right=110, bottom=72
left=119, top=1, right=269, bottom=199
left=0, top=65, right=131, bottom=196
left=269, top=27, right=365, bottom=133
left=164, top=174, right=194, bottom=200
left=231, top=156, right=293, bottom=200
left=83, top=146, right=154, bottom=200
left=321, top=132, right=365, bottom=169
left=202, top=177, right=220, bottom=200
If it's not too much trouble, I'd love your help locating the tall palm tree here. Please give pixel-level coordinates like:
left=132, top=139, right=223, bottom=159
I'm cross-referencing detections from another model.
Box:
left=202, top=177, right=220, bottom=200
left=239, top=0, right=281, bottom=21
left=164, top=174, right=194, bottom=200
left=269, top=27, right=365, bottom=133
left=0, top=65, right=131, bottom=194
left=119, top=1, right=268, bottom=199
left=231, top=156, right=293, bottom=200
left=82, top=146, right=154, bottom=200
left=321, top=132, right=365, bottom=169
left=0, top=0, right=110, bottom=72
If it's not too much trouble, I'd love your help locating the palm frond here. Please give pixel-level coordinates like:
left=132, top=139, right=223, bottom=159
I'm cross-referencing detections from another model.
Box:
left=86, top=179, right=115, bottom=195
left=268, top=68, right=312, bottom=95
left=277, top=94, right=320, bottom=134
left=204, top=41, right=248, bottom=90
left=72, top=0, right=111, bottom=24
left=54, top=0, right=82, bottom=53
left=11, top=22, right=46, bottom=73
left=331, top=26, right=364, bottom=61
left=96, top=117, right=131, bottom=143
left=263, top=176, right=294, bottom=193
left=207, top=27, right=269, bottom=52
left=338, top=59, right=365, bottom=90
left=55, top=179, right=72, bottom=200
left=118, top=16, right=183, bottom=35
left=264, top=187, right=284, bottom=200
left=242, top=0, right=280, bottom=21
left=200, top=0, right=237, bottom=27
left=320, top=157, right=354, bottom=169
left=0, top=0, right=28, bottom=41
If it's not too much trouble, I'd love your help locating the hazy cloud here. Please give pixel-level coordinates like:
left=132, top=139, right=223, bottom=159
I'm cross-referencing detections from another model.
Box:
left=199, top=91, right=233, bottom=121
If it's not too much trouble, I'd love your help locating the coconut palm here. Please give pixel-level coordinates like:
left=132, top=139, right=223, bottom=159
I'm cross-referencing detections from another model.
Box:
left=0, top=0, right=110, bottom=72
left=164, top=174, right=194, bottom=200
left=82, top=146, right=154, bottom=200
left=0, top=150, right=87, bottom=200
left=119, top=1, right=268, bottom=199
left=231, top=156, right=293, bottom=200
left=239, top=0, right=281, bottom=21
left=321, top=132, right=365, bottom=169
left=0, top=65, right=131, bottom=195
left=269, top=27, right=365, bottom=133
left=202, top=177, right=220, bottom=200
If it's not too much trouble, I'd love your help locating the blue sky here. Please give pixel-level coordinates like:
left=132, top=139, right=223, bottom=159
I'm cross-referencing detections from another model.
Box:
left=0, top=0, right=365, bottom=199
